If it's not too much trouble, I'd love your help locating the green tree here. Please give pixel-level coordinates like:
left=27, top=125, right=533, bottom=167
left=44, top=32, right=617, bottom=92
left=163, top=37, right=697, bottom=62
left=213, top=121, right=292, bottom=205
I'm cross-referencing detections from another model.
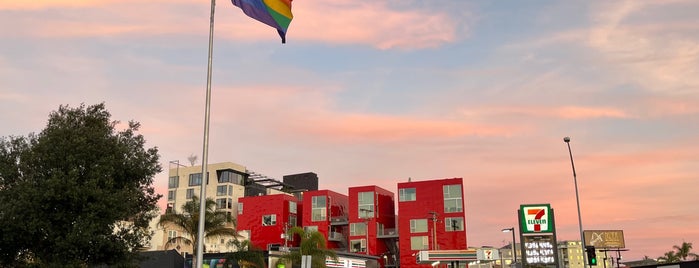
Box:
left=158, top=195, right=239, bottom=263
left=277, top=226, right=338, bottom=267
left=658, top=251, right=681, bottom=263
left=673, top=241, right=698, bottom=261
left=0, top=103, right=162, bottom=267
left=225, top=239, right=266, bottom=268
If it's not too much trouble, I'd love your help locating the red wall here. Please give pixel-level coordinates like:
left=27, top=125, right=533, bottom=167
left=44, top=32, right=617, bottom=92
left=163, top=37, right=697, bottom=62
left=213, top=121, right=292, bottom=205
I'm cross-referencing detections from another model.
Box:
left=237, top=194, right=301, bottom=250
left=348, top=185, right=396, bottom=256
left=301, top=190, right=349, bottom=250
left=397, top=178, right=467, bottom=267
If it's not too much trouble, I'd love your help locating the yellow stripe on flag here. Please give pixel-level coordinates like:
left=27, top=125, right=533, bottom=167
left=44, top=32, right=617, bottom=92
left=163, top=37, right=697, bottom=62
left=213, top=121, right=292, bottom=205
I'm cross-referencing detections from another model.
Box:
left=263, top=0, right=293, bottom=19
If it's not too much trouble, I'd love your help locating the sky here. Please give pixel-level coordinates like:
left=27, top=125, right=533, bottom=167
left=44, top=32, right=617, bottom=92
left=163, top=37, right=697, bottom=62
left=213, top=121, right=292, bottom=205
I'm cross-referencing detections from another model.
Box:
left=2, top=0, right=698, bottom=261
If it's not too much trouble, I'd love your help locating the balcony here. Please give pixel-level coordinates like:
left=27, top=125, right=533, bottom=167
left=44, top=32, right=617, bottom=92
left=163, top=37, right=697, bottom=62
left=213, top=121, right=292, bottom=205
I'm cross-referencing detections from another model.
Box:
left=377, top=228, right=399, bottom=238
left=329, top=217, right=349, bottom=225
left=328, top=232, right=345, bottom=242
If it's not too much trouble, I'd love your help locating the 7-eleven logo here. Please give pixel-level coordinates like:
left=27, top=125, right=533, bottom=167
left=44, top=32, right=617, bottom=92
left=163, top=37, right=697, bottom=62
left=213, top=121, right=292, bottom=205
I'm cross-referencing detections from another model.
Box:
left=524, top=206, right=549, bottom=232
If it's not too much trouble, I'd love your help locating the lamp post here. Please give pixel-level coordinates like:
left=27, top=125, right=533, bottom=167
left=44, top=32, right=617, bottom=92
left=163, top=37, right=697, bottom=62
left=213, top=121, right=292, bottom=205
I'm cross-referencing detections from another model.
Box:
left=564, top=136, right=587, bottom=268
left=502, top=228, right=517, bottom=267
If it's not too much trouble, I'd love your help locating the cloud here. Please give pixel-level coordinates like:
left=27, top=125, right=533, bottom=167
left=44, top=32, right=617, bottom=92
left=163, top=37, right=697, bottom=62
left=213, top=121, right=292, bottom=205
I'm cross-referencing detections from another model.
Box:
left=287, top=1, right=462, bottom=49
left=2, top=0, right=464, bottom=49
left=459, top=105, right=629, bottom=120
left=585, top=0, right=699, bottom=94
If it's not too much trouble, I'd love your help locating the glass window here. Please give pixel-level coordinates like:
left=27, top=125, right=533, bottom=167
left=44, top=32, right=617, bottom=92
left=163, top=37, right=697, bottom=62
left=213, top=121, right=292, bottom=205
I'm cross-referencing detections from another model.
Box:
left=189, top=173, right=202, bottom=186
left=445, top=217, right=464, bottom=231
left=228, top=198, right=232, bottom=209
left=443, top=184, right=463, bottom=213
left=237, top=203, right=243, bottom=215
left=304, top=226, right=318, bottom=233
left=262, top=214, right=277, bottom=226
left=350, top=222, right=367, bottom=236
left=358, top=191, right=374, bottom=218
left=228, top=186, right=233, bottom=196
left=289, top=215, right=297, bottom=227
left=168, top=230, right=177, bottom=240
left=167, top=190, right=176, bottom=201
left=350, top=239, right=366, bottom=253
left=410, top=219, right=428, bottom=233
left=218, top=170, right=244, bottom=184
left=399, top=188, right=416, bottom=201
left=186, top=188, right=195, bottom=199
left=216, top=185, right=227, bottom=196
left=411, top=236, right=429, bottom=250
left=312, top=196, right=327, bottom=221
left=216, top=198, right=227, bottom=209
left=289, top=201, right=297, bottom=214
left=168, top=176, right=179, bottom=188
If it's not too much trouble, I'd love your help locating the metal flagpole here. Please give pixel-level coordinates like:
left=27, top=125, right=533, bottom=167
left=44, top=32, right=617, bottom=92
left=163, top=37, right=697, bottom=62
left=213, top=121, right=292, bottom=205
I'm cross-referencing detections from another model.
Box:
left=196, top=0, right=216, bottom=266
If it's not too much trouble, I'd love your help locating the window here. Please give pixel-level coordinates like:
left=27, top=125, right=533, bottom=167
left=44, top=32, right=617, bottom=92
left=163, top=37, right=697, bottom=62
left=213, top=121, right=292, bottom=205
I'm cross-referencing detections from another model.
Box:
left=217, top=185, right=227, bottom=196
left=167, top=190, right=176, bottom=201
left=411, top=236, right=429, bottom=250
left=350, top=239, right=366, bottom=253
left=168, top=230, right=177, bottom=241
left=289, top=201, right=297, bottom=214
left=399, top=188, right=416, bottom=201
left=168, top=176, right=179, bottom=188
left=216, top=198, right=227, bottom=209
left=443, top=184, right=463, bottom=213
left=228, top=186, right=233, bottom=196
left=218, top=170, right=243, bottom=184
left=410, top=219, right=428, bottom=233
left=237, top=203, right=243, bottom=215
left=186, top=188, right=195, bottom=199
left=304, top=226, right=318, bottom=233
left=358, top=192, right=374, bottom=218
left=263, top=214, right=277, bottom=226
left=445, top=217, right=464, bottom=231
left=350, top=222, right=367, bottom=236
left=189, top=173, right=202, bottom=186
left=289, top=215, right=297, bottom=227
left=311, top=196, right=326, bottom=221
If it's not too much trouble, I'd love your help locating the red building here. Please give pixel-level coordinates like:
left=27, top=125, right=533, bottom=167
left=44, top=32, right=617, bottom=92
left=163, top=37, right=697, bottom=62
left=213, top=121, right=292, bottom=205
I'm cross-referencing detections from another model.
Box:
left=347, top=185, right=397, bottom=260
left=301, top=190, right=350, bottom=250
left=397, top=178, right=467, bottom=267
left=237, top=194, right=301, bottom=251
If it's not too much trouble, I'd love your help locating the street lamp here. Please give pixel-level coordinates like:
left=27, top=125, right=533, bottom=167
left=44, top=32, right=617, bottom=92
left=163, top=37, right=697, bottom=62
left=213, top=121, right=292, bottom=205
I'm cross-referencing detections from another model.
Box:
left=502, top=228, right=517, bottom=267
left=564, top=136, right=588, bottom=268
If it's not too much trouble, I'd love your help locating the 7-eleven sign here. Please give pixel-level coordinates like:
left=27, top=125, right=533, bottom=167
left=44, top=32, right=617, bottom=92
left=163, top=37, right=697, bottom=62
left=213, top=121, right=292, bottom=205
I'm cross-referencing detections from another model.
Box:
left=519, top=204, right=554, bottom=233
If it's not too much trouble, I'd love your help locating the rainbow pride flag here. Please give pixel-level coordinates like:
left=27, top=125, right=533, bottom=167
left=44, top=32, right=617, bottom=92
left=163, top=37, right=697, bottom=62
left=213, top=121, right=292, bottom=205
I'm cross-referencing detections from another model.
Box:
left=231, top=0, right=293, bottom=43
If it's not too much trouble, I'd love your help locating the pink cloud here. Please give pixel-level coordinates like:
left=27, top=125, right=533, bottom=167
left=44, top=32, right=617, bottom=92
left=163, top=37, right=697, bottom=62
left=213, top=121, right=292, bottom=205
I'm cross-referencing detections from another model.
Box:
left=3, top=0, right=462, bottom=49
left=460, top=105, right=629, bottom=120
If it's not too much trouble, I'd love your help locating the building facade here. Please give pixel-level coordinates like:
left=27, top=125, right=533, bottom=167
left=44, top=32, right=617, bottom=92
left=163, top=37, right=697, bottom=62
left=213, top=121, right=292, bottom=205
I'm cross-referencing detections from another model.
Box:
left=397, top=178, right=468, bottom=267
left=237, top=193, right=301, bottom=251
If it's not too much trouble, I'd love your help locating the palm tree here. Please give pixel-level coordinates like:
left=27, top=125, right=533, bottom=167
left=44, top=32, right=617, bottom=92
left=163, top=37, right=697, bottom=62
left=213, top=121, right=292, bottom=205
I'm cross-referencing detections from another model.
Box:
left=159, top=195, right=239, bottom=263
left=224, top=239, right=266, bottom=268
left=658, top=251, right=681, bottom=263
left=673, top=241, right=698, bottom=261
left=277, top=226, right=338, bottom=267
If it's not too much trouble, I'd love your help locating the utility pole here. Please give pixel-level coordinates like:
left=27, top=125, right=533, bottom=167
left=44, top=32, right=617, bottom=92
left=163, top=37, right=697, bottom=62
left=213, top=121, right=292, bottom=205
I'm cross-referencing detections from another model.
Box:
left=429, top=211, right=438, bottom=250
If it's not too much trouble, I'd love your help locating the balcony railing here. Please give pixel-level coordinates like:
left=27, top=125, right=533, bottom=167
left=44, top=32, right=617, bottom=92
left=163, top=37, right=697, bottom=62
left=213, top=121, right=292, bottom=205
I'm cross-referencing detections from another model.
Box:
left=377, top=228, right=399, bottom=238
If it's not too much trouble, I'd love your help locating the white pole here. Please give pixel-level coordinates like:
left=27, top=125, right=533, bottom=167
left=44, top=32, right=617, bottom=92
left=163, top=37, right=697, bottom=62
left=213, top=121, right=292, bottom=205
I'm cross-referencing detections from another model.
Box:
left=196, top=0, right=216, bottom=266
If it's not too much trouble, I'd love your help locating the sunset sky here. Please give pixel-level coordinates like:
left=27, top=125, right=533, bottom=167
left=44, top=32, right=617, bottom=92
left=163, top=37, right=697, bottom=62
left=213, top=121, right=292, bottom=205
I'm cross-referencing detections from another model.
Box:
left=2, top=0, right=698, bottom=261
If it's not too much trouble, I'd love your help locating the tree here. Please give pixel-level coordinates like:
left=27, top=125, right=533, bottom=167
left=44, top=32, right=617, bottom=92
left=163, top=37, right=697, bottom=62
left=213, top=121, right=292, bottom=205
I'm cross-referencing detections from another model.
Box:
left=277, top=226, right=338, bottom=267
left=159, top=195, right=239, bottom=263
left=658, top=251, right=681, bottom=263
left=673, top=241, right=698, bottom=261
left=0, top=103, right=162, bottom=266
left=225, top=239, right=266, bottom=268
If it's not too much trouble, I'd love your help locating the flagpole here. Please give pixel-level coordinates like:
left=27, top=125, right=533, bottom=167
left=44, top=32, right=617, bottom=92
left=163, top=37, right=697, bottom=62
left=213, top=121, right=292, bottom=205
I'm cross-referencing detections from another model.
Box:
left=196, top=0, right=216, bottom=266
